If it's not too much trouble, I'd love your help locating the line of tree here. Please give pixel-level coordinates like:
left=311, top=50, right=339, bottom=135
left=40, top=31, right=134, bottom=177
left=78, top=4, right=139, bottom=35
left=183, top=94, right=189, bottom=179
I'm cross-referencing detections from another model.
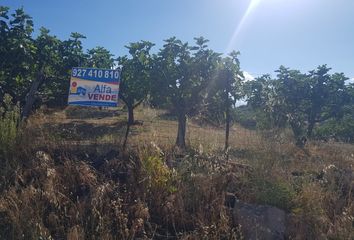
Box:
left=0, top=6, right=244, bottom=150
left=1, top=6, right=354, bottom=149
left=244, top=65, right=354, bottom=146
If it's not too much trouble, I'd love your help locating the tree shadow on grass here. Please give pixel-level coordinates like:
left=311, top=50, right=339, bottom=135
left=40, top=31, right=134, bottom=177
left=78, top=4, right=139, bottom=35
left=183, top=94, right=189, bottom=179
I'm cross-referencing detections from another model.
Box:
left=43, top=120, right=131, bottom=141
left=65, top=107, right=122, bottom=119
left=157, top=111, right=177, bottom=121
left=228, top=148, right=255, bottom=159
left=38, top=142, right=123, bottom=170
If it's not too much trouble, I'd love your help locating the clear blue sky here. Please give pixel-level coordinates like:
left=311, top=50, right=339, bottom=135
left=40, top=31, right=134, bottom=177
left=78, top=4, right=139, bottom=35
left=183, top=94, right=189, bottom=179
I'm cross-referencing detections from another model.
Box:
left=3, top=0, right=354, bottom=78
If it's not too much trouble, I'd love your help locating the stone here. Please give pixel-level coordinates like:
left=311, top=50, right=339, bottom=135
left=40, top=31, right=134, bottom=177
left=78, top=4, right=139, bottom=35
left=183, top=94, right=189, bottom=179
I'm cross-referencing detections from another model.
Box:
left=233, top=201, right=286, bottom=240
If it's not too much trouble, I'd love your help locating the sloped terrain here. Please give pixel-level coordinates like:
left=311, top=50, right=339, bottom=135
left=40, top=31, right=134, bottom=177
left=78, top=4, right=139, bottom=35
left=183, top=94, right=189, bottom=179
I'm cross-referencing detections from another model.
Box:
left=0, top=107, right=353, bottom=239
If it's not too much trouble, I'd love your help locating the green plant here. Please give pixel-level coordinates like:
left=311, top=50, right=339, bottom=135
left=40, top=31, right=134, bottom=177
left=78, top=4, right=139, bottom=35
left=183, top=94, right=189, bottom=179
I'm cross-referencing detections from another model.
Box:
left=141, top=154, right=176, bottom=193
left=250, top=177, right=295, bottom=211
left=0, top=94, right=20, bottom=156
left=289, top=183, right=329, bottom=239
left=0, top=94, right=20, bottom=188
left=313, top=116, right=354, bottom=142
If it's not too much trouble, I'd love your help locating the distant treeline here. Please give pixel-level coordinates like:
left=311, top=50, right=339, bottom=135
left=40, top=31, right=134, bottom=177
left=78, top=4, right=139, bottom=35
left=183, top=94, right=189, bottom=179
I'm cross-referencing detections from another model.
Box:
left=1, top=6, right=354, bottom=147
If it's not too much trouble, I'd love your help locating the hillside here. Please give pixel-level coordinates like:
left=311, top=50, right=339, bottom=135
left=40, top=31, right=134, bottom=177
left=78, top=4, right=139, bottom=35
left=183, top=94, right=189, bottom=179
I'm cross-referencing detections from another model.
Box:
left=1, top=3, right=354, bottom=240
left=0, top=107, right=353, bottom=239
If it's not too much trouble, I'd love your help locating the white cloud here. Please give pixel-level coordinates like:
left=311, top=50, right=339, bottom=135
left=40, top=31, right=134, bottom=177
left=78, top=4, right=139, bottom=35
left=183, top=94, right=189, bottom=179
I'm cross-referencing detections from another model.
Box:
left=243, top=71, right=255, bottom=82
left=234, top=71, right=255, bottom=107
left=345, top=78, right=354, bottom=85
left=235, top=99, right=247, bottom=107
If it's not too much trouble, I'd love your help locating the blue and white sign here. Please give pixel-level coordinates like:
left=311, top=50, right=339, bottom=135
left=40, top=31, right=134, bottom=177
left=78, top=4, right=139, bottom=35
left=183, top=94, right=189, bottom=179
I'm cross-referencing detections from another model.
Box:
left=68, top=67, right=120, bottom=107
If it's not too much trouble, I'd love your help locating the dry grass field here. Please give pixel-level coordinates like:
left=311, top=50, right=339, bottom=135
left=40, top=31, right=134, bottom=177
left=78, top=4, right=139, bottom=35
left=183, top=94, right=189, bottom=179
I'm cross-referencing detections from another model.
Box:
left=27, top=106, right=267, bottom=150
left=0, top=106, right=353, bottom=239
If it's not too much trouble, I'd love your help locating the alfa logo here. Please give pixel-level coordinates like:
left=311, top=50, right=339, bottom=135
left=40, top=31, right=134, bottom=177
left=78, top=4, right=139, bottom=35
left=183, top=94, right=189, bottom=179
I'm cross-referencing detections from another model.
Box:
left=70, top=82, right=86, bottom=96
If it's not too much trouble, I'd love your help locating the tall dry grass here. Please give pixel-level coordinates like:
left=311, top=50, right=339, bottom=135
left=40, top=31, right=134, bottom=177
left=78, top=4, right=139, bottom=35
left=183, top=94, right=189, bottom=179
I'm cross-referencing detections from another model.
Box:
left=0, top=106, right=352, bottom=239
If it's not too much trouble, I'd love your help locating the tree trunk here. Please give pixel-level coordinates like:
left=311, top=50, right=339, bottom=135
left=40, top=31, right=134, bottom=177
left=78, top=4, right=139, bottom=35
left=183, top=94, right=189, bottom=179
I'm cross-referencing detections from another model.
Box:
left=122, top=122, right=130, bottom=151
left=290, top=120, right=306, bottom=148
left=176, top=113, right=187, bottom=149
left=21, top=70, right=44, bottom=121
left=123, top=104, right=133, bottom=151
left=225, top=107, right=230, bottom=151
left=225, top=78, right=231, bottom=152
left=307, top=118, right=315, bottom=139
left=127, top=104, right=134, bottom=125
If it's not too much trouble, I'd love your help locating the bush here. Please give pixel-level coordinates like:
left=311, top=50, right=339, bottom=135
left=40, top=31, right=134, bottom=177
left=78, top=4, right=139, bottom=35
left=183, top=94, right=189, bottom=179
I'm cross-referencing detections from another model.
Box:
left=236, top=175, right=296, bottom=211
left=233, top=105, right=257, bottom=129
left=253, top=178, right=295, bottom=211
left=233, top=105, right=277, bottom=130
left=0, top=94, right=20, bottom=187
left=142, top=155, right=175, bottom=193
left=314, top=116, right=354, bottom=142
left=0, top=94, right=20, bottom=156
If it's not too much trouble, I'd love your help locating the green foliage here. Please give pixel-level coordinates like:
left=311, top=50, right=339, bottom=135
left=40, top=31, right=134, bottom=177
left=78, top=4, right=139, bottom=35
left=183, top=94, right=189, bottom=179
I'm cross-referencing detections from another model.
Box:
left=273, top=66, right=309, bottom=143
left=233, top=105, right=257, bottom=129
left=86, top=46, right=114, bottom=69
left=203, top=51, right=244, bottom=125
left=256, top=180, right=295, bottom=211
left=0, top=6, right=93, bottom=112
left=233, top=105, right=280, bottom=131
left=313, top=115, right=354, bottom=142
left=1, top=5, right=353, bottom=146
left=245, top=65, right=352, bottom=145
left=152, top=37, right=221, bottom=114
left=0, top=94, right=19, bottom=156
left=0, top=6, right=35, bottom=104
left=44, top=32, right=87, bottom=107
left=31, top=27, right=62, bottom=109
left=119, top=41, right=154, bottom=105
left=0, top=94, right=20, bottom=189
left=250, top=176, right=295, bottom=211
left=245, top=74, right=288, bottom=129
left=152, top=37, right=223, bottom=147
left=305, top=65, right=348, bottom=138
left=142, top=155, right=176, bottom=193
left=118, top=41, right=154, bottom=124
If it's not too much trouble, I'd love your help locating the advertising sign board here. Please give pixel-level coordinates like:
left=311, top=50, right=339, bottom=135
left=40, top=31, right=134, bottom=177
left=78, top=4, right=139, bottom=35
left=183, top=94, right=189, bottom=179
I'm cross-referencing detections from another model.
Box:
left=68, top=67, right=120, bottom=107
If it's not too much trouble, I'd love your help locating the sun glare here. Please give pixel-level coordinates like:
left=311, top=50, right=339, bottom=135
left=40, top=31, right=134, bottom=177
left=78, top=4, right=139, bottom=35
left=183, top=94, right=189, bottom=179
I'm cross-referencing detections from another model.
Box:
left=249, top=0, right=263, bottom=11
left=226, top=0, right=263, bottom=53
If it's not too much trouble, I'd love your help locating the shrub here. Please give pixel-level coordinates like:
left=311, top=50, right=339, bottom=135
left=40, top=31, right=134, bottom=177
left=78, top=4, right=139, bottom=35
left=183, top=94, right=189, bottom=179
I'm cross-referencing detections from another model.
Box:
left=289, top=183, right=329, bottom=239
left=138, top=148, right=178, bottom=210
left=0, top=94, right=20, bottom=189
left=253, top=178, right=295, bottom=210
left=142, top=155, right=174, bottom=192
left=313, top=116, right=354, bottom=142
left=237, top=175, right=296, bottom=211
left=233, top=105, right=257, bottom=130
left=0, top=94, right=20, bottom=157
left=233, top=106, right=279, bottom=130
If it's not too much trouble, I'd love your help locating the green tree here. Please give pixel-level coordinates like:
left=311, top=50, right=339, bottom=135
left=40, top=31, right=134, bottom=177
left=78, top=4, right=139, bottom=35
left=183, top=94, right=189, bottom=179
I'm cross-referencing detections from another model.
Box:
left=87, top=46, right=115, bottom=69
left=153, top=37, right=220, bottom=149
left=207, top=51, right=244, bottom=150
left=118, top=41, right=154, bottom=125
left=245, top=74, right=288, bottom=129
left=246, top=67, right=310, bottom=146
left=0, top=7, right=88, bottom=115
left=305, top=65, right=347, bottom=138
left=21, top=27, right=62, bottom=119
left=45, top=32, right=87, bottom=106
left=0, top=7, right=35, bottom=106
left=275, top=66, right=310, bottom=145
left=60, top=32, right=87, bottom=68
left=246, top=65, right=350, bottom=146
